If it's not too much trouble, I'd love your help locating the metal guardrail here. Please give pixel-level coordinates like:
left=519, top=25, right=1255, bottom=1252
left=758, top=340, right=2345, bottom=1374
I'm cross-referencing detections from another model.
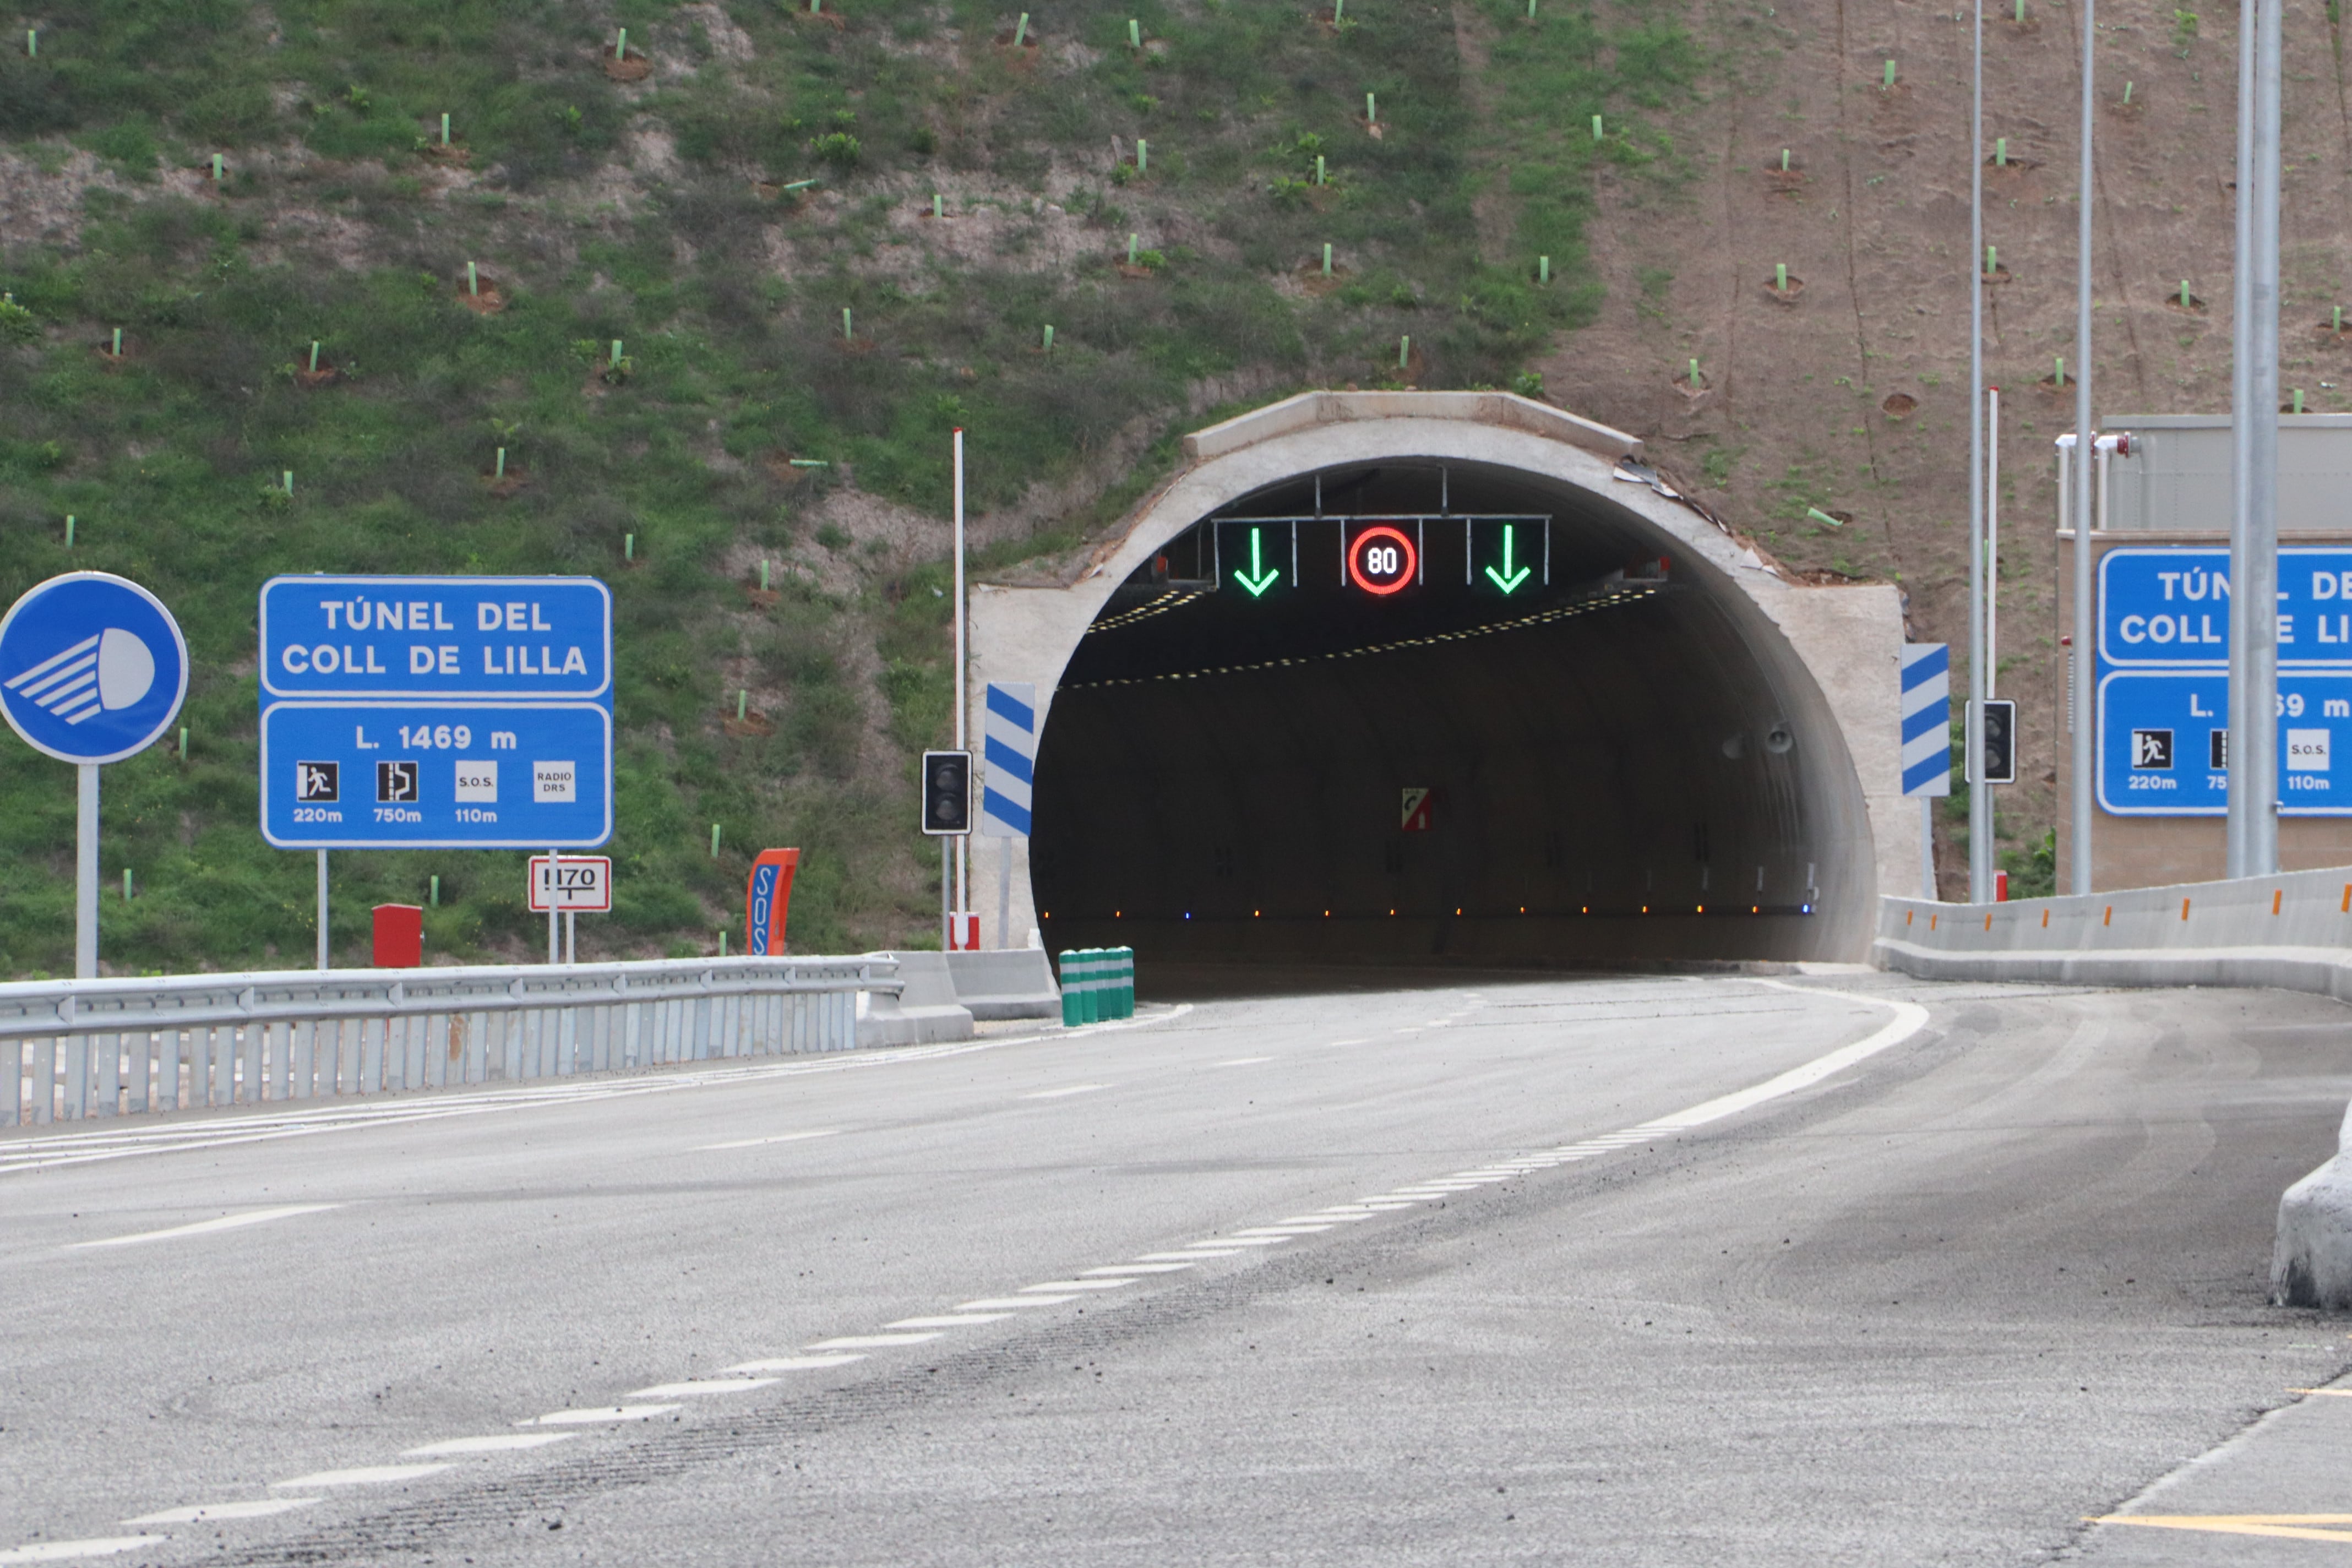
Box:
left=0, top=955, right=903, bottom=1129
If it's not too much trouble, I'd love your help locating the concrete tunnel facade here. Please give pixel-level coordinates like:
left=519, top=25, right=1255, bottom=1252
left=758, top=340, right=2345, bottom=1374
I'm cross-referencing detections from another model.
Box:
left=967, top=391, right=1912, bottom=969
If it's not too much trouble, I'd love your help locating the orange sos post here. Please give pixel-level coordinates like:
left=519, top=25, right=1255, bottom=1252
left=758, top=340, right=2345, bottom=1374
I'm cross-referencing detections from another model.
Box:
left=1347, top=523, right=1417, bottom=595
left=745, top=847, right=801, bottom=955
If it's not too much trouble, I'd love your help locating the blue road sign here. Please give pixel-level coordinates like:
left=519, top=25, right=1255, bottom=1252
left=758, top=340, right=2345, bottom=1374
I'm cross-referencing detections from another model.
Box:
left=259, top=576, right=612, bottom=700
left=0, top=573, right=188, bottom=765
left=2100, top=547, right=2352, bottom=668
left=2099, top=669, right=2352, bottom=816
left=1899, top=643, right=1950, bottom=797
left=978, top=682, right=1036, bottom=837
left=260, top=701, right=612, bottom=849
left=259, top=576, right=613, bottom=849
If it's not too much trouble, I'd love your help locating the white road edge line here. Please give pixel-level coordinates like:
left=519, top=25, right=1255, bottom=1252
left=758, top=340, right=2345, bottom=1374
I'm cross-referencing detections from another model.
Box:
left=270, top=1464, right=449, bottom=1488
left=695, top=1129, right=841, bottom=1152
left=0, top=1536, right=166, bottom=1561
left=123, top=1500, right=317, bottom=1525
left=67, top=1205, right=343, bottom=1250
left=403, top=1434, right=578, bottom=1457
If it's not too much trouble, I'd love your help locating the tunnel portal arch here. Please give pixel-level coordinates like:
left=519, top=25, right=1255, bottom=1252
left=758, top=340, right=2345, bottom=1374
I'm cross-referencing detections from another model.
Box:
left=967, top=391, right=1911, bottom=968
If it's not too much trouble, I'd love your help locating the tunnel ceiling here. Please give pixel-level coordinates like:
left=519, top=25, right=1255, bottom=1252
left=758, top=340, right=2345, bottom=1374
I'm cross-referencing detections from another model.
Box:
left=1031, top=459, right=1845, bottom=966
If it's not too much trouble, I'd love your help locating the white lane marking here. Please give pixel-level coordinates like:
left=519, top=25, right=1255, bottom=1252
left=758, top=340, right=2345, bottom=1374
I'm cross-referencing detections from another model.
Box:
left=695, top=1129, right=840, bottom=1152
left=1293, top=1210, right=1375, bottom=1221
left=1021, top=1084, right=1107, bottom=1099
left=1641, top=984, right=1931, bottom=1131
left=124, top=1499, right=316, bottom=1525
left=0, top=1005, right=1195, bottom=1179
left=67, top=1204, right=342, bottom=1250
left=1019, top=1279, right=1133, bottom=1292
left=1081, top=1262, right=1193, bottom=1275
left=1188, top=1235, right=1287, bottom=1247
left=270, top=1464, right=448, bottom=1488
left=522, top=1405, right=680, bottom=1426
left=403, top=1434, right=578, bottom=1457
left=1329, top=1038, right=1369, bottom=1047
left=1135, top=1250, right=1238, bottom=1261
left=625, top=1378, right=778, bottom=1398
left=805, top=1333, right=940, bottom=1349
left=722, top=1354, right=864, bottom=1373
left=885, top=1314, right=1014, bottom=1329
left=1357, top=1201, right=1416, bottom=1210
left=955, top=1296, right=1075, bottom=1310
left=0, top=1539, right=163, bottom=1561
left=1231, top=1224, right=1333, bottom=1236
left=1215, top=1057, right=1272, bottom=1067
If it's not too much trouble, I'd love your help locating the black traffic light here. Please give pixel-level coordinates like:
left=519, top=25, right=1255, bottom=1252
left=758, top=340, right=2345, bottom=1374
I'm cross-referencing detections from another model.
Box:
left=1980, top=699, right=2017, bottom=785
left=921, top=750, right=972, bottom=835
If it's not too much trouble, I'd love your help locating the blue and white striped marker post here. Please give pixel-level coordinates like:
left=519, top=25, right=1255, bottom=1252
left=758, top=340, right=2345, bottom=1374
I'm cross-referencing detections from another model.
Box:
left=1902, top=642, right=1951, bottom=899
left=979, top=682, right=1036, bottom=948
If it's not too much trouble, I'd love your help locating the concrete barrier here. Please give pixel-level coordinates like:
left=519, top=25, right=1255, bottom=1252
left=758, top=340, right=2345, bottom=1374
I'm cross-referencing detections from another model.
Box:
left=859, top=952, right=973, bottom=1047
left=1873, top=868, right=2352, bottom=1311
left=944, top=949, right=1061, bottom=1020
left=2275, top=1100, right=2352, bottom=1310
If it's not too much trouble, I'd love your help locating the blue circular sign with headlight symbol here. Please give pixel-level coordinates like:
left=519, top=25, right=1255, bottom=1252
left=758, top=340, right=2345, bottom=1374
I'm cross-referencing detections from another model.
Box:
left=0, top=573, right=189, bottom=765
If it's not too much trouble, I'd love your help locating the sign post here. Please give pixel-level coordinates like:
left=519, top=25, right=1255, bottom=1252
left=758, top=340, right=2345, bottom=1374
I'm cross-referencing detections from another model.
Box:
left=0, top=573, right=189, bottom=977
left=258, top=576, right=613, bottom=967
left=978, top=683, right=1036, bottom=949
left=528, top=854, right=611, bottom=963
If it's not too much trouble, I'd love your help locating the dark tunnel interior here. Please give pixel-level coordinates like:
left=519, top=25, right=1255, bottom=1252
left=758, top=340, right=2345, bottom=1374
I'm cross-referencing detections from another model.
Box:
left=1029, top=460, right=1861, bottom=970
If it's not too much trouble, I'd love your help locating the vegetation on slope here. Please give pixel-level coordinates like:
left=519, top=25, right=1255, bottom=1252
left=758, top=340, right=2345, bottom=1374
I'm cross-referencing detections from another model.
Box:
left=0, top=0, right=1701, bottom=974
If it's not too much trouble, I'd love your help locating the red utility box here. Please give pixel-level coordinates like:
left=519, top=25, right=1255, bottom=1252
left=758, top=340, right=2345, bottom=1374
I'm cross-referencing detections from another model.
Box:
left=1995, top=870, right=2010, bottom=902
left=373, top=903, right=423, bottom=967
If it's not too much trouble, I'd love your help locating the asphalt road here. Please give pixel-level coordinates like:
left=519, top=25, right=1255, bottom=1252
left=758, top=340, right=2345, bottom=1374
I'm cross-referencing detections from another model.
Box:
left=2, top=970, right=2348, bottom=1566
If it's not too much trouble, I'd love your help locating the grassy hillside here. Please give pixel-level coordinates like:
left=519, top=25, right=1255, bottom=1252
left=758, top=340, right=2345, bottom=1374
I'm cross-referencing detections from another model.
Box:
left=0, top=0, right=1703, bottom=974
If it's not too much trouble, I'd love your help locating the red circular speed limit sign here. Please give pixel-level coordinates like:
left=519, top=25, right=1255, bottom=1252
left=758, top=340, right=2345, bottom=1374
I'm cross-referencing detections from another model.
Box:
left=1347, top=524, right=1417, bottom=596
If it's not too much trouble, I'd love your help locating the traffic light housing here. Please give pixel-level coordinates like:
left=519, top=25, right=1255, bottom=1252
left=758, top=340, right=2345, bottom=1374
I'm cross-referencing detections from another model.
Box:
left=1979, top=699, right=2017, bottom=785
left=921, top=750, right=971, bottom=835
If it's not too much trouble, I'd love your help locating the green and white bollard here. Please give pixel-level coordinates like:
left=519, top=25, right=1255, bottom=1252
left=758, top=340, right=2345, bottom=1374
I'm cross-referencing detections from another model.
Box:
left=1114, top=945, right=1136, bottom=1017
left=1060, top=949, right=1085, bottom=1025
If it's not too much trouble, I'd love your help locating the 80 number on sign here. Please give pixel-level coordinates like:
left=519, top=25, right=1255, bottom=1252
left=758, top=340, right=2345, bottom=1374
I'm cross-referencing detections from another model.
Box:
left=1347, top=524, right=1419, bottom=597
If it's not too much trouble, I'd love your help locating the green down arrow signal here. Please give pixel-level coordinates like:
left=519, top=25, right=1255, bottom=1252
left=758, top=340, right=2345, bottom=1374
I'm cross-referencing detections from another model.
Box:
left=1485, top=523, right=1532, bottom=594
left=1235, top=526, right=1281, bottom=597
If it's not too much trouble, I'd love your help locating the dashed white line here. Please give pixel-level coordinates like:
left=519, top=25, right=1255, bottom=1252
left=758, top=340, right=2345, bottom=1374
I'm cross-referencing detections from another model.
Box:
left=270, top=1464, right=448, bottom=1488
left=1019, top=1279, right=1133, bottom=1292
left=0, top=1538, right=163, bottom=1561
left=522, top=1405, right=680, bottom=1426
left=67, top=1205, right=342, bottom=1250
left=625, top=1378, right=779, bottom=1398
left=124, top=1499, right=316, bottom=1525
left=1215, top=1057, right=1272, bottom=1067
left=955, top=1296, right=1075, bottom=1310
left=695, top=1129, right=840, bottom=1152
left=806, top=1333, right=940, bottom=1349
left=885, top=1314, right=1014, bottom=1329
left=403, top=1434, right=578, bottom=1457
left=1188, top=1236, right=1287, bottom=1248
left=722, top=1353, right=864, bottom=1373
left=1021, top=1084, right=1108, bottom=1099
left=1136, top=1249, right=1238, bottom=1260
left=1082, top=1262, right=1193, bottom=1275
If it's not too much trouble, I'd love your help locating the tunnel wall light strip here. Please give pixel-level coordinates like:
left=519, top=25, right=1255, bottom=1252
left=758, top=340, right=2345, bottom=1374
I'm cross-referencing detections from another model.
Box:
left=1059, top=584, right=1660, bottom=691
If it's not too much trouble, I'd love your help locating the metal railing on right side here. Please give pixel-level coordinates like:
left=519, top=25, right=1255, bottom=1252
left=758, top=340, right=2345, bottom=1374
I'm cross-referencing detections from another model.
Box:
left=0, top=955, right=902, bottom=1128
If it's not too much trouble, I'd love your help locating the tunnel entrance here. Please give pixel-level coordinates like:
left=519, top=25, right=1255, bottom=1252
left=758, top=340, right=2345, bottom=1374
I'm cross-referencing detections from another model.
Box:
left=967, top=391, right=1904, bottom=970
left=1030, top=456, right=1853, bottom=968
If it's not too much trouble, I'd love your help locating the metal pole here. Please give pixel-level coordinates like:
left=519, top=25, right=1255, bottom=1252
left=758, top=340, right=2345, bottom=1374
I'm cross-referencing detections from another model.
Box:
left=315, top=849, right=329, bottom=970
left=75, top=763, right=97, bottom=979
left=1987, top=387, right=2000, bottom=689
left=2067, top=0, right=2098, bottom=896
left=1921, top=796, right=1937, bottom=900
left=2227, top=0, right=2258, bottom=877
left=997, top=839, right=1013, bottom=949
left=953, top=427, right=967, bottom=921
left=547, top=849, right=559, bottom=964
left=565, top=910, right=576, bottom=964
left=1967, top=0, right=1990, bottom=904
left=2246, top=0, right=2284, bottom=874
left=940, top=838, right=952, bottom=950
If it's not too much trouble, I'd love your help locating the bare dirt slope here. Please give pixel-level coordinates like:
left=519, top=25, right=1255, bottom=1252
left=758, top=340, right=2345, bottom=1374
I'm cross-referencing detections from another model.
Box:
left=1518, top=0, right=2352, bottom=888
